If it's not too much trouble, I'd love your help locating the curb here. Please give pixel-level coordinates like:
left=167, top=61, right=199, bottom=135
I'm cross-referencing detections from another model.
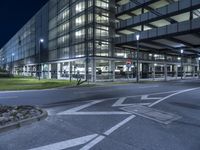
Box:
left=0, top=108, right=48, bottom=133
left=0, top=84, right=96, bottom=94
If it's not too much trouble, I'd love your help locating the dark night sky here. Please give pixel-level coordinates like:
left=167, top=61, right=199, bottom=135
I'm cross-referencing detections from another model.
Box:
left=0, top=0, right=49, bottom=47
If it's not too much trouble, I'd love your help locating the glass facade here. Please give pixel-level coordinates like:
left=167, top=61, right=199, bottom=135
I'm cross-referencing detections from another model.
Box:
left=0, top=0, right=199, bottom=81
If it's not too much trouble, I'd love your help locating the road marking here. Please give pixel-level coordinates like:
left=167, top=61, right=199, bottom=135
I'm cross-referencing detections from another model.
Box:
left=0, top=88, right=61, bottom=94
left=112, top=97, right=150, bottom=107
left=141, top=95, right=162, bottom=100
left=59, top=111, right=130, bottom=115
left=139, top=85, right=159, bottom=89
left=104, top=115, right=135, bottom=135
left=0, top=96, right=18, bottom=99
left=112, top=97, right=127, bottom=107
left=125, top=90, right=180, bottom=99
left=80, top=115, right=135, bottom=150
left=29, top=134, right=98, bottom=150
left=58, top=100, right=104, bottom=115
left=57, top=99, right=130, bottom=115
left=149, top=87, right=200, bottom=107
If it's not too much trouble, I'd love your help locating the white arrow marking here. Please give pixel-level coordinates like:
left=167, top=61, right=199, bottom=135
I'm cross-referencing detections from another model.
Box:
left=28, top=134, right=98, bottom=150
left=112, top=97, right=150, bottom=107
left=141, top=95, right=162, bottom=100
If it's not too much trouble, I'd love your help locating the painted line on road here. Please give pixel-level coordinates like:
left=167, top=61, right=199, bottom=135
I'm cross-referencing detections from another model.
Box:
left=112, top=97, right=150, bottom=107
left=80, top=115, right=135, bottom=150
left=139, top=85, right=159, bottom=89
left=0, top=96, right=18, bottom=99
left=29, top=134, right=98, bottom=150
left=149, top=87, right=200, bottom=107
left=58, top=111, right=131, bottom=115
left=141, top=95, right=162, bottom=100
left=125, top=90, right=180, bottom=99
left=112, top=97, right=127, bottom=107
left=0, top=88, right=60, bottom=94
left=58, top=100, right=104, bottom=115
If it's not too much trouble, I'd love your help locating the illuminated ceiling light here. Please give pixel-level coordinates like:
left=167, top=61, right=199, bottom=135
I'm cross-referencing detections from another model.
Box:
left=40, top=39, right=44, bottom=43
left=181, top=49, right=184, bottom=54
left=136, top=34, right=140, bottom=41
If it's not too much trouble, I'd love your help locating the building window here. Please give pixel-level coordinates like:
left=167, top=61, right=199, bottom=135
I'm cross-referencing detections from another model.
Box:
left=96, top=0, right=109, bottom=9
left=76, top=2, right=85, bottom=13
left=75, top=15, right=85, bottom=27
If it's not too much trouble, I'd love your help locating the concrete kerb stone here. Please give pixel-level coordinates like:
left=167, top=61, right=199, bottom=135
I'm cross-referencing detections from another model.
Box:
left=0, top=107, right=48, bottom=133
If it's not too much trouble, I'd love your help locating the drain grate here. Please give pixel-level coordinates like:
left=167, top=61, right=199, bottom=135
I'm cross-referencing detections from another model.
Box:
left=121, top=105, right=181, bottom=124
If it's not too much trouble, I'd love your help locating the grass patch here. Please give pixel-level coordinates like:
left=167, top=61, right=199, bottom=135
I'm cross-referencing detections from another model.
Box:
left=0, top=77, right=77, bottom=91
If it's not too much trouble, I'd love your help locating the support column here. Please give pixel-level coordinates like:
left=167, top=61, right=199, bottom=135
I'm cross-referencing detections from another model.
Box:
left=138, top=62, right=141, bottom=81
left=183, top=65, right=186, bottom=78
left=152, top=63, right=155, bottom=80
left=109, top=60, right=115, bottom=81
left=57, top=63, right=61, bottom=79
left=23, top=66, right=26, bottom=76
left=27, top=65, right=30, bottom=76
left=91, top=58, right=96, bottom=82
left=164, top=55, right=167, bottom=81
left=48, top=64, right=51, bottom=79
left=174, top=65, right=178, bottom=79
left=164, top=64, right=167, bottom=81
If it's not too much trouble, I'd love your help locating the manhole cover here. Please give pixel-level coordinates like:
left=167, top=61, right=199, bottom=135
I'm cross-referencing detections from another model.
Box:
left=121, top=105, right=181, bottom=124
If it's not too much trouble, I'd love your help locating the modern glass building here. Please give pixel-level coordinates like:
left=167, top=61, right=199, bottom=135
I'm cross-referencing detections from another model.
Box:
left=1, top=0, right=200, bottom=82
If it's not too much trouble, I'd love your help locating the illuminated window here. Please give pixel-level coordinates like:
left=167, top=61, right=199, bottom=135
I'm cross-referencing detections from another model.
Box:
left=76, top=2, right=85, bottom=13
left=75, top=15, right=85, bottom=27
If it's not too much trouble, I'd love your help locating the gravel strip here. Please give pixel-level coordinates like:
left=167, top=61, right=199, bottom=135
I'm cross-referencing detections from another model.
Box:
left=0, top=105, right=44, bottom=127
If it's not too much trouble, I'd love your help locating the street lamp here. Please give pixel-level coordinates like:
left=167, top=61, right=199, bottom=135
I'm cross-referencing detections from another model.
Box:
left=136, top=34, right=140, bottom=83
left=38, top=39, right=44, bottom=80
left=180, top=49, right=184, bottom=79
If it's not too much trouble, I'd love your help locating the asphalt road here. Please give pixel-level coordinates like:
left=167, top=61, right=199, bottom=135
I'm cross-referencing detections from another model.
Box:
left=0, top=79, right=200, bottom=150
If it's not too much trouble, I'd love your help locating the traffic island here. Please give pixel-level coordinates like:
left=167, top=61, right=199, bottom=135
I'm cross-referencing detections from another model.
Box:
left=0, top=105, right=47, bottom=133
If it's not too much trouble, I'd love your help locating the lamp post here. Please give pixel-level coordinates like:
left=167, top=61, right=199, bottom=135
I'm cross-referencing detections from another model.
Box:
left=11, top=53, right=15, bottom=75
left=38, top=39, right=44, bottom=80
left=180, top=49, right=184, bottom=79
left=136, top=34, right=140, bottom=83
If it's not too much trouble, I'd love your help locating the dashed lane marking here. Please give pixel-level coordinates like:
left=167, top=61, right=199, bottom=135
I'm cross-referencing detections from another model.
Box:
left=80, top=115, right=135, bottom=150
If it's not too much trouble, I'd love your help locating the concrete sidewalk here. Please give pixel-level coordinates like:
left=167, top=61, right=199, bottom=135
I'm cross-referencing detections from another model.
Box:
left=93, top=76, right=199, bottom=86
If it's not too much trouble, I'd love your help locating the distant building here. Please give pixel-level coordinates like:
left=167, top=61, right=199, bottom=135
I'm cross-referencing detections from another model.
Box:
left=0, top=0, right=200, bottom=81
